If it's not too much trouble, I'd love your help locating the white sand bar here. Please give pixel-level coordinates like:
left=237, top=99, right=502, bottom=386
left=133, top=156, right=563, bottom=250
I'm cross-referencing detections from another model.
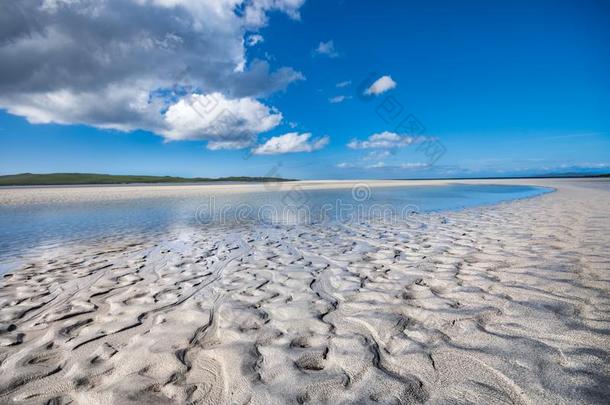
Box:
left=0, top=178, right=609, bottom=404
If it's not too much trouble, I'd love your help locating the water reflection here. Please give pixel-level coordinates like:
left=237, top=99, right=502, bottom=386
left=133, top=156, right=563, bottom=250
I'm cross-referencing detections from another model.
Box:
left=0, top=184, right=552, bottom=261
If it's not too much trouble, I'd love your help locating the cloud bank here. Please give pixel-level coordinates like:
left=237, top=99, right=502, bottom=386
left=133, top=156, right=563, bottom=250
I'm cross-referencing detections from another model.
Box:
left=348, top=131, right=432, bottom=149
left=0, top=0, right=306, bottom=147
left=366, top=162, right=430, bottom=170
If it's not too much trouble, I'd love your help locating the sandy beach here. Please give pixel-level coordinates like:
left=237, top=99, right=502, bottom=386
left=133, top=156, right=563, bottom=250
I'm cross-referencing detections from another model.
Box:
left=0, top=178, right=608, bottom=404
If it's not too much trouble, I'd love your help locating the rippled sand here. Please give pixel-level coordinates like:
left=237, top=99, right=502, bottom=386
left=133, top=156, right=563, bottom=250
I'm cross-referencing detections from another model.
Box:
left=0, top=179, right=608, bottom=404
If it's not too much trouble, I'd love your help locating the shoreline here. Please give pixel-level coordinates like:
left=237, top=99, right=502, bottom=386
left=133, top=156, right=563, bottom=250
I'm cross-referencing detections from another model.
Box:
left=0, top=178, right=586, bottom=206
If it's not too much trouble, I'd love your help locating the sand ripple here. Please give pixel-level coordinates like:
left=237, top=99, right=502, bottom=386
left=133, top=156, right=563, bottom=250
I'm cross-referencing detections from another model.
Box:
left=0, top=180, right=609, bottom=404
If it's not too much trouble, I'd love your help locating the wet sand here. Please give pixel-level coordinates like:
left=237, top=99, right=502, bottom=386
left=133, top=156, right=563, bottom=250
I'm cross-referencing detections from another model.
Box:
left=0, top=178, right=609, bottom=404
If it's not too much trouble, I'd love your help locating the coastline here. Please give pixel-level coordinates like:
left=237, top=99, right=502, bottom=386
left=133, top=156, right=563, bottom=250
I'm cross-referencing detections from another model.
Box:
left=0, top=178, right=608, bottom=403
left=0, top=177, right=586, bottom=206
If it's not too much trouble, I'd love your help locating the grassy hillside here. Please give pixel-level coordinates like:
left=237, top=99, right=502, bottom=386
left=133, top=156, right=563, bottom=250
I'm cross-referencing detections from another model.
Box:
left=0, top=173, right=296, bottom=186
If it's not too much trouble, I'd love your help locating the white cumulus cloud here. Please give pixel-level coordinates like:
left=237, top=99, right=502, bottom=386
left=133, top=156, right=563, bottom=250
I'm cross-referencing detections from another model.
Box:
left=314, top=40, right=339, bottom=57
left=253, top=132, right=329, bottom=155
left=163, top=93, right=283, bottom=146
left=0, top=0, right=306, bottom=148
left=364, top=75, right=397, bottom=96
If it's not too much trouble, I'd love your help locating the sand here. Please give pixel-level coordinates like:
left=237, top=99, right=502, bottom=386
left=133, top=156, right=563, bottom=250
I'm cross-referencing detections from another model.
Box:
left=0, top=178, right=608, bottom=404
left=0, top=178, right=577, bottom=205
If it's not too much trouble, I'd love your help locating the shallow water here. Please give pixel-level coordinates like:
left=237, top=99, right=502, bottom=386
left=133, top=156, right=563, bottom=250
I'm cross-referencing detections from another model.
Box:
left=0, top=183, right=551, bottom=263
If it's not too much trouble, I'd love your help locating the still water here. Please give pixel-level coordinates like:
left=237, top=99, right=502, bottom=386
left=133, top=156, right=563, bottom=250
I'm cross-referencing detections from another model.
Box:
left=0, top=184, right=551, bottom=262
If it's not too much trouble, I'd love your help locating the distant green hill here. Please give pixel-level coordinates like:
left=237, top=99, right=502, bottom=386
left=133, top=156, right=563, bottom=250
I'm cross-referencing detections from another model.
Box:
left=0, top=173, right=296, bottom=186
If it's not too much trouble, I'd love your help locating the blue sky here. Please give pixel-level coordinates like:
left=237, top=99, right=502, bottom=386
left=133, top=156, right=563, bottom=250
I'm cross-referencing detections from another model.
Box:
left=0, top=0, right=609, bottom=179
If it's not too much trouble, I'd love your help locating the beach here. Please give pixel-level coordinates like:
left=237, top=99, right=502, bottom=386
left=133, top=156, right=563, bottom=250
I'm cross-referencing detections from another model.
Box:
left=0, top=178, right=608, bottom=404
